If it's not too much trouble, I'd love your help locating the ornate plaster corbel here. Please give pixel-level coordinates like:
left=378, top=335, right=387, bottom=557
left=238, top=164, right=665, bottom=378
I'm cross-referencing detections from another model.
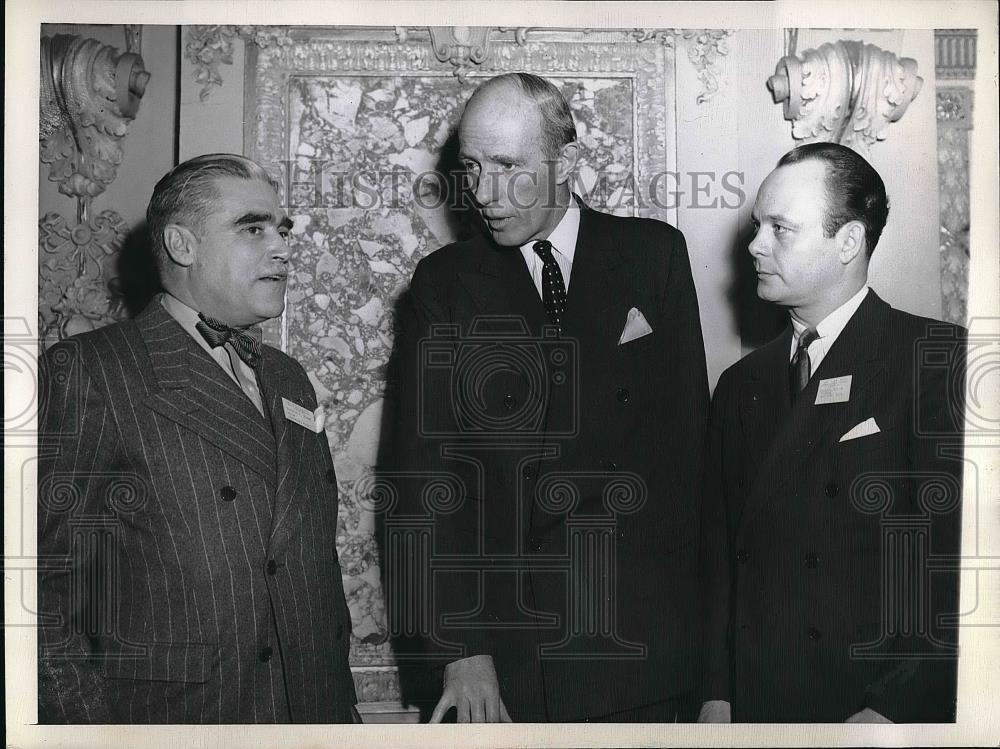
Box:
left=38, top=31, right=149, bottom=344
left=767, top=40, right=923, bottom=151
left=40, top=33, right=150, bottom=198
left=185, top=25, right=293, bottom=100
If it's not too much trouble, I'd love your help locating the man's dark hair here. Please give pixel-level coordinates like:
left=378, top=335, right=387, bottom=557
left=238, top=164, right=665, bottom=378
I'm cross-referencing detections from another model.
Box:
left=146, top=153, right=280, bottom=269
left=778, top=142, right=890, bottom=255
left=470, top=72, right=577, bottom=157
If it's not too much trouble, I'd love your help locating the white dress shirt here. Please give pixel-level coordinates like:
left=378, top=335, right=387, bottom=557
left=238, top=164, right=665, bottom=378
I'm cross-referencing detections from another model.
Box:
left=519, top=202, right=581, bottom=298
left=789, top=286, right=870, bottom=373
left=161, top=293, right=265, bottom=416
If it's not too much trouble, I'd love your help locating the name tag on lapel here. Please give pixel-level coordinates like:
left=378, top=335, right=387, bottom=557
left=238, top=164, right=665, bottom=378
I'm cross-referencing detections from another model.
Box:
left=815, top=375, right=852, bottom=405
left=282, top=397, right=325, bottom=433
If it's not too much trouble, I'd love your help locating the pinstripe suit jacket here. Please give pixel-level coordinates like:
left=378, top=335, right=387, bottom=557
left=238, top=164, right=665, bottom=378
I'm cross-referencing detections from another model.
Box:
left=38, top=297, right=357, bottom=723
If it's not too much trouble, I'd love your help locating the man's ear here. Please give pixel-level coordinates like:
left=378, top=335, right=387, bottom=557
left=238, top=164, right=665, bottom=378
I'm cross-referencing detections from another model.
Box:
left=555, top=140, right=580, bottom=185
left=162, top=224, right=198, bottom=268
left=836, top=220, right=866, bottom=265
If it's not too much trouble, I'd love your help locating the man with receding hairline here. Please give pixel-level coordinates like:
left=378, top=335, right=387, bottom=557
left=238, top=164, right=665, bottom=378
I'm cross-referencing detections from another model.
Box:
left=700, top=143, right=964, bottom=723
left=390, top=73, right=710, bottom=723
left=38, top=153, right=357, bottom=723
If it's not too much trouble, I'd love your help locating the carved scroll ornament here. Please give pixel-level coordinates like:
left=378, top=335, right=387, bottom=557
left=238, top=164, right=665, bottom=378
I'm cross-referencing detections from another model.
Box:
left=38, top=32, right=148, bottom=345
left=767, top=41, right=923, bottom=151
left=40, top=34, right=149, bottom=199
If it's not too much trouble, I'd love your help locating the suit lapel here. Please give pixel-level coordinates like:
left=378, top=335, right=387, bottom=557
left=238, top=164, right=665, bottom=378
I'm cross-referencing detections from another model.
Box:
left=138, top=299, right=277, bottom=481
left=258, top=349, right=316, bottom=555
left=737, top=292, right=888, bottom=537
left=560, top=206, right=628, bottom=334
left=457, top=234, right=549, bottom=332
left=739, top=329, right=793, bottom=478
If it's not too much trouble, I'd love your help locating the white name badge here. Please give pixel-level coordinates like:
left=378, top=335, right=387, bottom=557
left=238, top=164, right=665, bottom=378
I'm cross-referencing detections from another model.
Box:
left=282, top=397, right=325, bottom=433
left=814, top=375, right=852, bottom=405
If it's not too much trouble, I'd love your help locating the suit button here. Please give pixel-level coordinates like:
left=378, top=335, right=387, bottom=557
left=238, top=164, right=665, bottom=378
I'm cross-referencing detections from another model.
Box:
left=503, top=394, right=516, bottom=410
left=735, top=550, right=748, bottom=562
left=808, top=627, right=822, bottom=641
left=326, top=468, right=337, bottom=484
left=335, top=623, right=345, bottom=640
left=220, top=486, right=237, bottom=502
left=603, top=460, right=618, bottom=472
left=266, top=560, right=278, bottom=575
left=825, top=482, right=839, bottom=498
left=616, top=387, right=630, bottom=403
left=258, top=645, right=274, bottom=662
left=522, top=464, right=536, bottom=480
left=804, top=553, right=819, bottom=569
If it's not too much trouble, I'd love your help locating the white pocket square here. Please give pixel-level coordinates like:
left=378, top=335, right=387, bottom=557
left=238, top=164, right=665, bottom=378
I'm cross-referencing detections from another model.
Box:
left=618, top=307, right=653, bottom=345
left=839, top=417, right=881, bottom=442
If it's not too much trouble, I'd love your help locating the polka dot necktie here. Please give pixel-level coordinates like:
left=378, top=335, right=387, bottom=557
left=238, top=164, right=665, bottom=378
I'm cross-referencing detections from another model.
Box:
left=789, top=327, right=819, bottom=403
left=532, top=239, right=568, bottom=329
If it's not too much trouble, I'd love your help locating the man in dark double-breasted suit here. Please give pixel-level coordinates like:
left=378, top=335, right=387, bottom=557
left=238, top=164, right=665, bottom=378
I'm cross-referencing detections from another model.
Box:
left=388, top=73, right=709, bottom=723
left=38, top=154, right=357, bottom=723
left=700, top=143, right=965, bottom=723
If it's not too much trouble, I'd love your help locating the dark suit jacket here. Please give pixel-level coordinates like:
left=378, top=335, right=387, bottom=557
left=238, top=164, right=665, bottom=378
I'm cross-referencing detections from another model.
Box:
left=37, top=298, right=357, bottom=723
left=387, top=205, right=710, bottom=721
left=702, top=291, right=964, bottom=722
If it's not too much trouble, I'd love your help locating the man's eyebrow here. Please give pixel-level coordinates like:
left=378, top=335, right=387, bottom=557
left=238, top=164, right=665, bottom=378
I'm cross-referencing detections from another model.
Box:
left=488, top=152, right=520, bottom=164
left=757, top=211, right=798, bottom=226
left=233, top=212, right=294, bottom=230
left=234, top=211, right=274, bottom=227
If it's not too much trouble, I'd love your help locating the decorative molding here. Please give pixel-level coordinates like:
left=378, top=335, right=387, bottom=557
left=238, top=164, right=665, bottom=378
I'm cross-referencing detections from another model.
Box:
left=678, top=29, right=733, bottom=103
left=185, top=25, right=292, bottom=100
left=936, top=87, right=973, bottom=129
left=190, top=26, right=730, bottom=104
left=767, top=40, right=923, bottom=152
left=352, top=668, right=402, bottom=703
left=427, top=26, right=492, bottom=81
left=937, top=123, right=970, bottom=325
left=39, top=34, right=150, bottom=199
left=38, top=210, right=129, bottom=346
left=935, top=29, right=976, bottom=80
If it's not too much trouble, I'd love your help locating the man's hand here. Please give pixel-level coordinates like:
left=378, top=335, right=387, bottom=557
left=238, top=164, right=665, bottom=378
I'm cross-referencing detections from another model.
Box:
left=845, top=707, right=893, bottom=723
left=429, top=654, right=512, bottom=723
left=697, top=700, right=732, bottom=723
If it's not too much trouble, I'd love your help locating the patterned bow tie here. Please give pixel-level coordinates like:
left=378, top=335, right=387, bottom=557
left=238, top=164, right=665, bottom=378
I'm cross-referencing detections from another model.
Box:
left=195, top=313, right=263, bottom=369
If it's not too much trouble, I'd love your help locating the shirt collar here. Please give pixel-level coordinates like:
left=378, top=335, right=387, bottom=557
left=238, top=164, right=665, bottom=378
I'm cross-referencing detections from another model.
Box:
left=791, top=286, right=870, bottom=344
left=520, top=201, right=581, bottom=261
left=160, top=292, right=217, bottom=356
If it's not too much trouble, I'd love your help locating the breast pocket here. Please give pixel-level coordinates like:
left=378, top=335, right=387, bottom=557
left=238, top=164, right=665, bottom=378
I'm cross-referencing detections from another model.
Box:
left=835, top=427, right=898, bottom=467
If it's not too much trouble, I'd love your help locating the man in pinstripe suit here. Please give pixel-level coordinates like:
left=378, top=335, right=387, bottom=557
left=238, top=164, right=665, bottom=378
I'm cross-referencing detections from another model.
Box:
left=37, top=154, right=358, bottom=723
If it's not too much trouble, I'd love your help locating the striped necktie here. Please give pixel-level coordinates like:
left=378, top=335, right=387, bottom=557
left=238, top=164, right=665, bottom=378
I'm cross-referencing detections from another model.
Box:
left=196, top=313, right=263, bottom=369
left=789, top=327, right=819, bottom=402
